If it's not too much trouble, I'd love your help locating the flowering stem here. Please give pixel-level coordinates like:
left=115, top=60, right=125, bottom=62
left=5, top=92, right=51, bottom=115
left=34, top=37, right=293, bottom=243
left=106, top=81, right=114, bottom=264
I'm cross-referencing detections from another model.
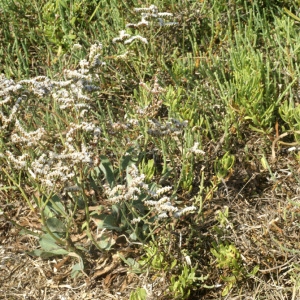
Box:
left=80, top=176, right=103, bottom=251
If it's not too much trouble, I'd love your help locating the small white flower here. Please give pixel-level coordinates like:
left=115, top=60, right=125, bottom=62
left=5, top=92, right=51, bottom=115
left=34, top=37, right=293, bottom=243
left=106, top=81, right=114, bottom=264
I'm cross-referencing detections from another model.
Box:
left=189, top=142, right=205, bottom=156
left=131, top=217, right=141, bottom=224
left=164, top=22, right=178, bottom=26
left=157, top=212, right=168, bottom=219
left=79, top=59, right=89, bottom=69
left=64, top=185, right=81, bottom=192
left=155, top=186, right=172, bottom=197
left=157, top=196, right=170, bottom=205
left=157, top=12, right=173, bottom=17
left=185, top=255, right=192, bottom=265
left=113, top=30, right=131, bottom=43
left=72, top=43, right=82, bottom=50
left=160, top=202, right=178, bottom=212
left=124, top=35, right=148, bottom=45
left=173, top=206, right=197, bottom=218
left=144, top=200, right=157, bottom=206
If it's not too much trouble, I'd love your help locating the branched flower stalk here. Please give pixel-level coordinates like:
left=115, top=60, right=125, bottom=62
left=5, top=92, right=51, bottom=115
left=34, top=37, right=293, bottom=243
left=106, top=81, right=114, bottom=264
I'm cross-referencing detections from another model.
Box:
left=0, top=4, right=198, bottom=265
left=113, top=5, right=178, bottom=45
left=104, top=164, right=196, bottom=241
left=0, top=43, right=105, bottom=254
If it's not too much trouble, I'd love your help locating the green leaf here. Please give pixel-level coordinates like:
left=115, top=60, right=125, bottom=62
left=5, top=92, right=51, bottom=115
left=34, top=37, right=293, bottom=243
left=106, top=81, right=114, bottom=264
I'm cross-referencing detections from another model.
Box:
left=248, top=124, right=266, bottom=134
left=43, top=194, right=66, bottom=218
left=88, top=1, right=101, bottom=23
left=71, top=257, right=85, bottom=278
left=249, top=265, right=260, bottom=276
left=171, top=259, right=177, bottom=269
left=92, top=213, right=121, bottom=231
left=71, top=263, right=83, bottom=278
left=284, top=7, right=300, bottom=22
left=39, top=233, right=68, bottom=255
left=125, top=258, right=136, bottom=267
left=129, top=232, right=138, bottom=241
left=220, top=275, right=236, bottom=283
left=119, top=253, right=141, bottom=273
left=51, top=194, right=66, bottom=213
left=46, top=217, right=66, bottom=233
left=65, top=34, right=76, bottom=40
left=96, top=232, right=115, bottom=250
left=130, top=287, right=147, bottom=300
left=56, top=0, right=68, bottom=9
left=100, top=155, right=114, bottom=187
left=120, top=151, right=136, bottom=171
left=221, top=282, right=233, bottom=296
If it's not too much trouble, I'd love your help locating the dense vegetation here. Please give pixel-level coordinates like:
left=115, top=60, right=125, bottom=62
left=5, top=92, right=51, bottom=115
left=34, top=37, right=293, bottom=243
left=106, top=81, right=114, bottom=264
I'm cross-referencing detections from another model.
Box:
left=1, top=0, right=300, bottom=299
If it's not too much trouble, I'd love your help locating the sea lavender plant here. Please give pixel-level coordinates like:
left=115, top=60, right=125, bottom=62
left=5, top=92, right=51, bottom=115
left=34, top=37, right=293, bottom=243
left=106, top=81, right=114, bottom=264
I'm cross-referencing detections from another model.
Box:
left=0, top=43, right=106, bottom=257
left=0, top=6, right=199, bottom=278
left=0, top=43, right=103, bottom=191
left=0, top=34, right=197, bottom=258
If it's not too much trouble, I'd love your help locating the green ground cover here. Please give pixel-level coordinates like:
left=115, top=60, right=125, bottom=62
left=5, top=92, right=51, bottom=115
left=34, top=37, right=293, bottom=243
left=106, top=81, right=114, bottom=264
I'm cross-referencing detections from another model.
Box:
left=1, top=0, right=300, bottom=299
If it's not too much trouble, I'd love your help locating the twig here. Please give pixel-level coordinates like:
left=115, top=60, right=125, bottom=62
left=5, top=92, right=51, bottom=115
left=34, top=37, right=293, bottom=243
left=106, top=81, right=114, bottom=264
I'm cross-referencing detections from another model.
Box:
left=271, top=131, right=300, bottom=161
left=258, top=257, right=295, bottom=274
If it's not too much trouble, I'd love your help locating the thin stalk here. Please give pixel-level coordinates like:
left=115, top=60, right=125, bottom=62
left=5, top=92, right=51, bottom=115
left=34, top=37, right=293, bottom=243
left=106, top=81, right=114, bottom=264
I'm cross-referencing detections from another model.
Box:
left=78, top=169, right=103, bottom=251
left=2, top=168, right=35, bottom=212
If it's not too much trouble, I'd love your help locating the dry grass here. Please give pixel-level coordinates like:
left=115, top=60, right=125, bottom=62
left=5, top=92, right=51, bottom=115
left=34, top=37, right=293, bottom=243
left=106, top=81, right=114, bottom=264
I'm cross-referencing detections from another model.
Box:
left=2, top=135, right=300, bottom=299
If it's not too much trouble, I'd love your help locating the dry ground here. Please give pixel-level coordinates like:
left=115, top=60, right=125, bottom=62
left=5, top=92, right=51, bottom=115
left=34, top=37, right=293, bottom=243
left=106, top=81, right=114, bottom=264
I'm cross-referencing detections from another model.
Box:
left=1, top=136, right=300, bottom=299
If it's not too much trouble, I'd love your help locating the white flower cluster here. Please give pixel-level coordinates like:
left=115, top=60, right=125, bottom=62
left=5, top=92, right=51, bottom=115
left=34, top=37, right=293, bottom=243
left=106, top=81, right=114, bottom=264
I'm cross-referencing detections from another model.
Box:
left=27, top=139, right=94, bottom=189
left=104, top=164, right=196, bottom=220
left=0, top=43, right=106, bottom=191
left=112, top=5, right=178, bottom=45
left=0, top=96, right=22, bottom=128
left=113, top=31, right=148, bottom=45
left=144, top=182, right=196, bottom=219
left=124, top=35, right=148, bottom=45
left=11, top=120, right=46, bottom=147
left=72, top=43, right=82, bottom=51
left=131, top=5, right=178, bottom=27
left=0, top=75, right=23, bottom=96
left=0, top=151, right=29, bottom=170
left=105, top=165, right=147, bottom=203
left=139, top=77, right=165, bottom=95
left=0, top=43, right=104, bottom=127
left=147, top=118, right=188, bottom=137
left=4, top=121, right=96, bottom=189
left=18, top=76, right=54, bottom=97
left=112, top=30, right=132, bottom=43
left=188, top=142, right=205, bottom=156
left=65, top=122, right=101, bottom=144
left=115, top=51, right=134, bottom=60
